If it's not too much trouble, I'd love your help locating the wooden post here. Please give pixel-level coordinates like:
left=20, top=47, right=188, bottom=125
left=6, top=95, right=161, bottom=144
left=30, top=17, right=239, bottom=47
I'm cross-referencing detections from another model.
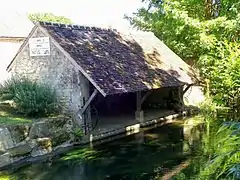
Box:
left=178, top=86, right=184, bottom=110
left=136, top=91, right=141, bottom=111
left=135, top=91, right=144, bottom=123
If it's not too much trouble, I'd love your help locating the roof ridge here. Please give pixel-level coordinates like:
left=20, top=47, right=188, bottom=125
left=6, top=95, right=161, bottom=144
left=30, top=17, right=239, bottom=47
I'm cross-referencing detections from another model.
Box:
left=38, top=21, right=118, bottom=32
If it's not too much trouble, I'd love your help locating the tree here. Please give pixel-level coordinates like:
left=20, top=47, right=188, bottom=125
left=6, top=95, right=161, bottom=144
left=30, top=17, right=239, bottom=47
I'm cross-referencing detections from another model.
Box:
left=28, top=13, right=72, bottom=24
left=127, top=2, right=240, bottom=178
left=127, top=0, right=240, bottom=110
left=127, top=0, right=240, bottom=59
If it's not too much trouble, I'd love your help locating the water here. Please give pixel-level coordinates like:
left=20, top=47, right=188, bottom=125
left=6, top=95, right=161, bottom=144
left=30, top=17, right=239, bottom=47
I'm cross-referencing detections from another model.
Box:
left=0, top=116, right=205, bottom=180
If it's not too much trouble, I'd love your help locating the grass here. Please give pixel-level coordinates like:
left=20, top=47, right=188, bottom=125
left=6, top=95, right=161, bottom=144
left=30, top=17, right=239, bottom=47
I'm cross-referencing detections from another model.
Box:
left=0, top=103, right=32, bottom=126
left=0, top=174, right=9, bottom=180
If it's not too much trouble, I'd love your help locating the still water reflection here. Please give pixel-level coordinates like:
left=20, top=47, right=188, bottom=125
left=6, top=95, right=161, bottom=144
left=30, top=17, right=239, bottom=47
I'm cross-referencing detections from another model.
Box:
left=1, top=116, right=204, bottom=180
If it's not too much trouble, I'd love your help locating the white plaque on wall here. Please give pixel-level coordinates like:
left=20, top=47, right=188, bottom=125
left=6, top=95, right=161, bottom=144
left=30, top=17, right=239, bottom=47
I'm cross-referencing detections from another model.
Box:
left=29, top=37, right=50, bottom=56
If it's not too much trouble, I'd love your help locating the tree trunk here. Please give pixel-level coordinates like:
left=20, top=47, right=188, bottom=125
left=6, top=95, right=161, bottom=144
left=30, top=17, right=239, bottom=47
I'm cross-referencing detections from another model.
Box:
left=205, top=0, right=213, bottom=19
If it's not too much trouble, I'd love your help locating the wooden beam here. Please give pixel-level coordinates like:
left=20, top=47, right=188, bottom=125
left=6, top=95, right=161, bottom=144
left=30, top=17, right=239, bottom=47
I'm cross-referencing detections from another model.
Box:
left=183, top=85, right=192, bottom=94
left=75, top=89, right=98, bottom=129
left=136, top=91, right=152, bottom=110
left=141, top=91, right=152, bottom=105
left=80, top=89, right=98, bottom=114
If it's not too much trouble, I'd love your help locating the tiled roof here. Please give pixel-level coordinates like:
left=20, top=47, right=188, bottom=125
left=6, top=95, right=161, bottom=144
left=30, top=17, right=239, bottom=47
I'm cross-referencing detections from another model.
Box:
left=0, top=10, right=33, bottom=38
left=40, top=22, right=195, bottom=95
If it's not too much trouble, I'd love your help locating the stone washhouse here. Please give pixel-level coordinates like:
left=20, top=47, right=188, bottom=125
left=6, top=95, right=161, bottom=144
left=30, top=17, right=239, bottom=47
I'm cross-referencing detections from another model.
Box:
left=7, top=22, right=196, bottom=135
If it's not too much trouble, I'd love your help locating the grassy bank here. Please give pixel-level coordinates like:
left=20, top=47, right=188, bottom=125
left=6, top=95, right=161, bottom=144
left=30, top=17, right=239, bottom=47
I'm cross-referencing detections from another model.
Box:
left=0, top=103, right=32, bottom=126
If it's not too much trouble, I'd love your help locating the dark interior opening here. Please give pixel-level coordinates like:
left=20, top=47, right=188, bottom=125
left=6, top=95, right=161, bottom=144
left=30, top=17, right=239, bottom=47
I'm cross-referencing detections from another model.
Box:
left=92, top=92, right=136, bottom=116
left=89, top=83, right=182, bottom=119
left=142, top=87, right=181, bottom=111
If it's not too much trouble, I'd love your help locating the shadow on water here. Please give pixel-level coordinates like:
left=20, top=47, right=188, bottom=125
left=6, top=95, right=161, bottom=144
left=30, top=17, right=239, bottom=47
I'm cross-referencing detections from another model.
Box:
left=0, top=116, right=205, bottom=180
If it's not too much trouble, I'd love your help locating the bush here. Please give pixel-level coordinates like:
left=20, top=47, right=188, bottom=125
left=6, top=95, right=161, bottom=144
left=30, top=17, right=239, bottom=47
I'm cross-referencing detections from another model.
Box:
left=0, top=77, right=57, bottom=116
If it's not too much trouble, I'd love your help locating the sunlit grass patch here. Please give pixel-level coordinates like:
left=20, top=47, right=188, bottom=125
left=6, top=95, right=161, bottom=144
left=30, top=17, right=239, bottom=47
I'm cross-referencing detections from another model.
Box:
left=0, top=103, right=32, bottom=126
left=0, top=173, right=10, bottom=180
left=0, top=116, right=31, bottom=126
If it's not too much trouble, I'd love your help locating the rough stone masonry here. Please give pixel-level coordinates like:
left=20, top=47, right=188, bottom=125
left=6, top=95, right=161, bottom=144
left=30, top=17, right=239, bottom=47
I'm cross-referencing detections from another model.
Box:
left=8, top=28, right=90, bottom=120
left=0, top=117, right=76, bottom=169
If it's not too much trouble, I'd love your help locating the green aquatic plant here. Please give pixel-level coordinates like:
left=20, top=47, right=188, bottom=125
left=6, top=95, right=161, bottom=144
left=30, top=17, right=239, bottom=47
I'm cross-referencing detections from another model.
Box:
left=170, top=114, right=231, bottom=180
left=200, top=121, right=240, bottom=179
left=61, top=148, right=100, bottom=161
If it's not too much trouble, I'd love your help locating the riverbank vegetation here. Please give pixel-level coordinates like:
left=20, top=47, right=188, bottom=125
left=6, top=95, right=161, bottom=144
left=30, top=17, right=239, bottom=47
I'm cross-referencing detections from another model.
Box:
left=128, top=0, right=240, bottom=112
left=128, top=0, right=240, bottom=179
left=169, top=113, right=240, bottom=180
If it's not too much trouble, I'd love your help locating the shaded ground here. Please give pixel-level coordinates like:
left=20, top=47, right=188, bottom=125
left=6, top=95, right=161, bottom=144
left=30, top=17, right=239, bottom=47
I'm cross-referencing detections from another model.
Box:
left=91, top=109, right=175, bottom=135
left=0, top=103, right=32, bottom=126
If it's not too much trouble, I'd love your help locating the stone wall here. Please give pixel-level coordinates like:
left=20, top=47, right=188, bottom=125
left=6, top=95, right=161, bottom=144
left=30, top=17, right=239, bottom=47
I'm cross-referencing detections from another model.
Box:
left=0, top=117, right=78, bottom=169
left=0, top=110, right=198, bottom=170
left=8, top=28, right=90, bottom=117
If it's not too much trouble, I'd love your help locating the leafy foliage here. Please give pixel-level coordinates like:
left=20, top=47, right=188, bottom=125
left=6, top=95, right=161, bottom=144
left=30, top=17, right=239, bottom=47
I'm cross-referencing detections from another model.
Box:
left=168, top=114, right=240, bottom=180
left=200, top=121, right=240, bottom=179
left=28, top=13, right=72, bottom=24
left=127, top=0, right=240, bottom=111
left=0, top=78, right=57, bottom=116
left=198, top=42, right=240, bottom=111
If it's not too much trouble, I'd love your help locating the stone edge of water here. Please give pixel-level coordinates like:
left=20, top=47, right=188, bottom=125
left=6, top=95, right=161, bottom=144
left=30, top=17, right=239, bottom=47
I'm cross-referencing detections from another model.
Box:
left=0, top=110, right=197, bottom=171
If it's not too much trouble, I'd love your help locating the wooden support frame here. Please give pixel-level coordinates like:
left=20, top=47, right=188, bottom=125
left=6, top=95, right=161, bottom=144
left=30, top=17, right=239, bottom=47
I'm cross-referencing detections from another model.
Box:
left=136, top=91, right=143, bottom=123
left=141, top=91, right=152, bottom=105
left=136, top=91, right=142, bottom=111
left=178, top=86, right=184, bottom=107
left=183, top=84, right=192, bottom=94
left=75, top=89, right=98, bottom=129
left=135, top=91, right=152, bottom=123
left=136, top=91, right=152, bottom=111
left=80, top=89, right=98, bottom=115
